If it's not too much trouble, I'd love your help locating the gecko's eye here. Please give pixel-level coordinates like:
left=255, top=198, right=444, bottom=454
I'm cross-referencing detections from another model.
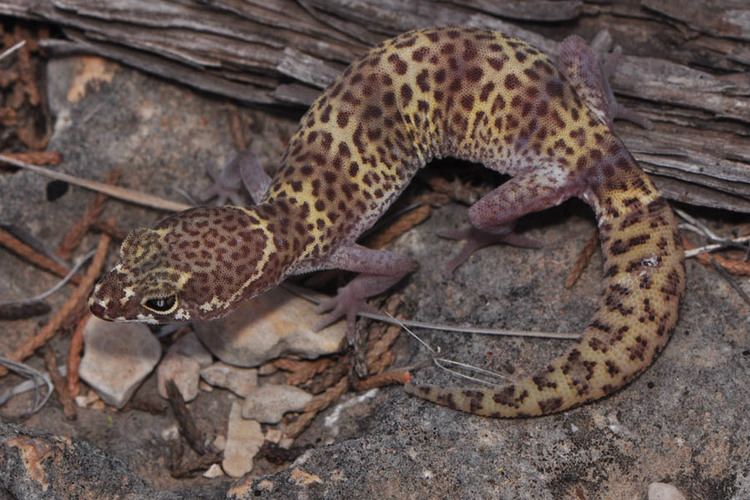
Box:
left=142, top=295, right=178, bottom=314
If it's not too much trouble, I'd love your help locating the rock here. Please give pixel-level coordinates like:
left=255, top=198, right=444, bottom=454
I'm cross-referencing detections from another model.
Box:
left=192, top=287, right=346, bottom=367
left=241, top=384, right=313, bottom=424
left=222, top=402, right=263, bottom=478
left=168, top=331, right=213, bottom=366
left=200, top=362, right=258, bottom=397
left=203, top=463, right=224, bottom=479
left=79, top=316, right=161, bottom=408
left=265, top=428, right=282, bottom=444
left=213, top=434, right=226, bottom=452
left=648, top=483, right=687, bottom=500
left=157, top=332, right=213, bottom=402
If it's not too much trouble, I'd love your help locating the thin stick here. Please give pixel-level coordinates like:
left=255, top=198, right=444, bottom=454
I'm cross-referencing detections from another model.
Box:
left=284, top=284, right=580, bottom=340
left=565, top=229, right=598, bottom=289
left=21, top=250, right=94, bottom=303
left=710, top=258, right=750, bottom=307
left=685, top=236, right=750, bottom=258
left=0, top=226, right=80, bottom=285
left=0, top=40, right=25, bottom=61
left=354, top=370, right=411, bottom=391
left=42, top=346, right=77, bottom=420
left=0, top=357, right=53, bottom=415
left=0, top=234, right=110, bottom=377
left=67, top=313, right=89, bottom=398
left=0, top=155, right=191, bottom=212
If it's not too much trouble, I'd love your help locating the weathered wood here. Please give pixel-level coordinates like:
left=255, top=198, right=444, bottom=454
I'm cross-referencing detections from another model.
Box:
left=2, top=0, right=749, bottom=212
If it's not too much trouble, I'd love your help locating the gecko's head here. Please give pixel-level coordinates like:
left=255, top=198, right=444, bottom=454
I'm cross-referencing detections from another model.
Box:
left=89, top=206, right=281, bottom=324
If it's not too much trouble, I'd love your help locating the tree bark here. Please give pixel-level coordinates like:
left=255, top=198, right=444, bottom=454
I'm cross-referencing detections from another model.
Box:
left=2, top=0, right=749, bottom=212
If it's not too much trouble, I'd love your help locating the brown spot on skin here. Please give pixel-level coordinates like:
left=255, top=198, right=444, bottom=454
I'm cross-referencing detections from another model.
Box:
left=479, top=82, right=495, bottom=102
left=463, top=389, right=485, bottom=412
left=488, top=57, right=505, bottom=71
left=538, top=397, right=563, bottom=414
left=401, top=84, right=413, bottom=105
left=504, top=73, right=520, bottom=90
left=466, top=66, right=483, bottom=82
left=546, top=79, right=564, bottom=97
left=387, top=53, right=408, bottom=74
left=416, top=69, right=430, bottom=92
left=412, top=47, right=429, bottom=62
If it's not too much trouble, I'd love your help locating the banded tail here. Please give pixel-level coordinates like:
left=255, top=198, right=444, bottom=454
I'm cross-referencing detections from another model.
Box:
left=405, top=163, right=685, bottom=417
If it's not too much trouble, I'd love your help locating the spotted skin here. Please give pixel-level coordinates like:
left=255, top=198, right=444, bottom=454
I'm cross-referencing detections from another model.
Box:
left=89, top=27, right=684, bottom=417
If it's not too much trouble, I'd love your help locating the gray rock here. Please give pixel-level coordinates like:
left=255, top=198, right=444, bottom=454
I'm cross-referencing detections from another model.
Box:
left=79, top=316, right=161, bottom=408
left=649, top=483, right=687, bottom=500
left=157, top=332, right=213, bottom=401
left=193, top=287, right=346, bottom=367
left=241, top=384, right=312, bottom=424
left=200, top=362, right=258, bottom=397
left=223, top=402, right=263, bottom=478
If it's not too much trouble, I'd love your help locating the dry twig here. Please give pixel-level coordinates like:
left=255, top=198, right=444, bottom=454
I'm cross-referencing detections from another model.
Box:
left=165, top=380, right=212, bottom=456
left=0, top=226, right=80, bottom=285
left=0, top=151, right=61, bottom=166
left=565, top=229, right=599, bottom=289
left=58, top=168, right=122, bottom=258
left=0, top=233, right=110, bottom=377
left=66, top=313, right=89, bottom=398
left=364, top=204, right=431, bottom=249
left=354, top=369, right=411, bottom=391
left=0, top=155, right=191, bottom=211
left=273, top=357, right=334, bottom=386
left=283, top=376, right=349, bottom=439
left=42, top=346, right=77, bottom=420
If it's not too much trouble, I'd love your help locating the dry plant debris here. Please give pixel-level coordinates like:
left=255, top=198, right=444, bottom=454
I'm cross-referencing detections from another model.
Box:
left=0, top=233, right=110, bottom=378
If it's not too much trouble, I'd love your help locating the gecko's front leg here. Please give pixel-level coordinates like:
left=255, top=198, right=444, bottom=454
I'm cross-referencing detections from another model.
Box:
left=310, top=244, right=418, bottom=340
left=201, top=149, right=272, bottom=206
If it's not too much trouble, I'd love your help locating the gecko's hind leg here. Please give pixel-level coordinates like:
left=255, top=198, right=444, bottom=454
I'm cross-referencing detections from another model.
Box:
left=201, top=150, right=272, bottom=206
left=558, top=33, right=652, bottom=130
left=439, top=224, right=541, bottom=276
left=443, top=168, right=582, bottom=274
left=311, top=244, right=418, bottom=342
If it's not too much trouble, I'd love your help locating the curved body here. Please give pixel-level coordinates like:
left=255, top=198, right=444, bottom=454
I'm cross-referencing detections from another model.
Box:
left=90, top=27, right=685, bottom=417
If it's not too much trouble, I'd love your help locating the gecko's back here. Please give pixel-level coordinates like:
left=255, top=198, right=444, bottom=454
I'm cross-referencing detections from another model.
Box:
left=265, top=28, right=612, bottom=267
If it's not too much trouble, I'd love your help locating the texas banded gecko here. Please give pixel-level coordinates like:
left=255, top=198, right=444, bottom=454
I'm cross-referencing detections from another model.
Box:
left=89, top=27, right=685, bottom=417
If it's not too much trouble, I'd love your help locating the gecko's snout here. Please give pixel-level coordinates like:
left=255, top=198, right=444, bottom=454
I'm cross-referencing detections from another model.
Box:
left=88, top=300, right=106, bottom=318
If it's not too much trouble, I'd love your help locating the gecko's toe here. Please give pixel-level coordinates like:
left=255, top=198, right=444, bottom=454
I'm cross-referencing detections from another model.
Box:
left=440, top=226, right=541, bottom=275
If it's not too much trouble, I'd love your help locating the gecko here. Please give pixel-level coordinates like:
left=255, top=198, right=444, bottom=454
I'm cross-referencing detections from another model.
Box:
left=89, top=27, right=685, bottom=418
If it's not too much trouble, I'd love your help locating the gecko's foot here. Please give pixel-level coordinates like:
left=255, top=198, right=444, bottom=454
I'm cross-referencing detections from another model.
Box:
left=438, top=226, right=541, bottom=276
left=199, top=167, right=247, bottom=206
left=314, top=285, right=379, bottom=342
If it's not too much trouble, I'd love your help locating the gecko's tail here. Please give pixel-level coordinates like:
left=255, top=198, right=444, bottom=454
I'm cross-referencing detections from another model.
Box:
left=405, top=156, right=685, bottom=417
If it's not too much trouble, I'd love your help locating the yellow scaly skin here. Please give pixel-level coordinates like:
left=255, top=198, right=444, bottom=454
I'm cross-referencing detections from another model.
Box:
left=89, top=27, right=684, bottom=417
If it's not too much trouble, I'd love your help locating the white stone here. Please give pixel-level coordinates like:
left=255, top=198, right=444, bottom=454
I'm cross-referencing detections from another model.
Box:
left=222, top=402, right=263, bottom=478
left=203, top=463, right=224, bottom=479
left=265, top=428, right=283, bottom=444
left=157, top=332, right=212, bottom=402
left=241, top=384, right=313, bottom=424
left=213, top=434, right=226, bottom=452
left=157, top=355, right=200, bottom=402
left=200, top=362, right=258, bottom=397
left=192, top=287, right=346, bottom=367
left=170, top=331, right=213, bottom=367
left=79, top=316, right=161, bottom=408
left=648, top=483, right=687, bottom=500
